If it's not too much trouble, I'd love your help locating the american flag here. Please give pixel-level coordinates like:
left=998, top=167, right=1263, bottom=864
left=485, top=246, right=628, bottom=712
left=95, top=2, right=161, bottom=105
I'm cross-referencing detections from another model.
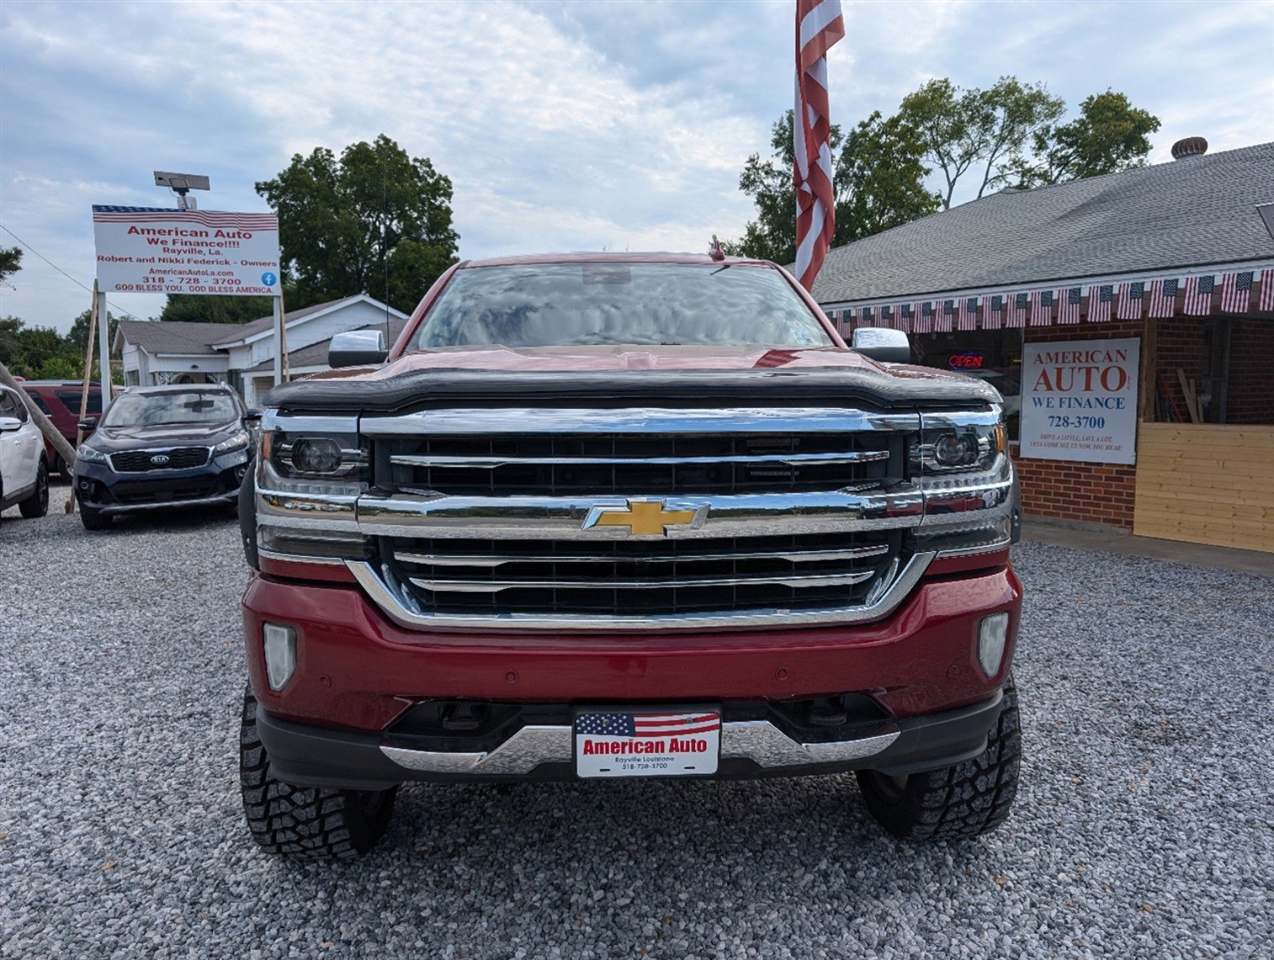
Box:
left=899, top=302, right=915, bottom=333
left=1029, top=289, right=1055, bottom=326
left=1117, top=281, right=1145, bottom=320
left=936, top=299, right=955, bottom=332
left=1262, top=269, right=1274, bottom=312
left=1057, top=286, right=1082, bottom=324
left=576, top=712, right=721, bottom=738
left=1005, top=292, right=1028, bottom=328
left=1148, top=278, right=1179, bottom=318
left=983, top=295, right=1004, bottom=331
left=915, top=301, right=934, bottom=334
left=880, top=303, right=894, bottom=328
left=793, top=0, right=845, bottom=290
left=861, top=304, right=875, bottom=326
left=957, top=296, right=979, bottom=330
left=1182, top=275, right=1215, bottom=316
left=1088, top=284, right=1114, bottom=323
left=1219, top=272, right=1253, bottom=313
left=91, top=205, right=279, bottom=230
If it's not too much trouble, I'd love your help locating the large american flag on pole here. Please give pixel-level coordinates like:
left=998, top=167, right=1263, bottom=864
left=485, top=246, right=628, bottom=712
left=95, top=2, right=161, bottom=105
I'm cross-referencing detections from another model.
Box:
left=1219, top=271, right=1253, bottom=313
left=1262, top=269, right=1274, bottom=312
left=1182, top=275, right=1215, bottom=316
left=1148, top=278, right=1179, bottom=318
left=793, top=0, right=845, bottom=291
left=1117, top=281, right=1145, bottom=320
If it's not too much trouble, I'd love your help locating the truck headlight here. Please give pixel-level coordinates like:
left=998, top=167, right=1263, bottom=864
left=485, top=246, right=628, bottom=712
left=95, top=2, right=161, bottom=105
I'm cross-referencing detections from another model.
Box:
left=265, top=429, right=368, bottom=484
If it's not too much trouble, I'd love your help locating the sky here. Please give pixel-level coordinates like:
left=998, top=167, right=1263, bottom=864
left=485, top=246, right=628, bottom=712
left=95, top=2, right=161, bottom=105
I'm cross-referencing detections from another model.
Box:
left=2, top=0, right=1272, bottom=334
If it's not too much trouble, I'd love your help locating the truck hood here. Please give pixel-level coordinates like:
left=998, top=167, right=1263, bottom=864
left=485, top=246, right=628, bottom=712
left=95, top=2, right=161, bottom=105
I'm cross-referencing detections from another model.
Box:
left=266, top=345, right=1002, bottom=414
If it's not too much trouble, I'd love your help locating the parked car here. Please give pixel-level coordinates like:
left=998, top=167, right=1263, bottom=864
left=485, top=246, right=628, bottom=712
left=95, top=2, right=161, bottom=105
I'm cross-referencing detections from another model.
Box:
left=73, top=384, right=255, bottom=530
left=21, top=380, right=104, bottom=479
left=0, top=384, right=50, bottom=519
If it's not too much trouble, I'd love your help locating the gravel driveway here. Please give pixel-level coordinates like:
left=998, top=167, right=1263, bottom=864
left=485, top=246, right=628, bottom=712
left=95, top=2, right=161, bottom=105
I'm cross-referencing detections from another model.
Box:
left=2, top=487, right=1271, bottom=959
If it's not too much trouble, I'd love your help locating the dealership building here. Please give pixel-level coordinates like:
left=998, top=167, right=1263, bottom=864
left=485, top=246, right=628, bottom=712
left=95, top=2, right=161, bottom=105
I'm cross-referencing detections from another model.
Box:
left=810, top=140, right=1274, bottom=553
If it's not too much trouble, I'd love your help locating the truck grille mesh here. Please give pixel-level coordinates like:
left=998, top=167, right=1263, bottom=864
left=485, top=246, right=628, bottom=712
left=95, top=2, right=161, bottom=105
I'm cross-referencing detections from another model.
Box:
left=382, top=531, right=904, bottom=617
left=380, top=432, right=901, bottom=497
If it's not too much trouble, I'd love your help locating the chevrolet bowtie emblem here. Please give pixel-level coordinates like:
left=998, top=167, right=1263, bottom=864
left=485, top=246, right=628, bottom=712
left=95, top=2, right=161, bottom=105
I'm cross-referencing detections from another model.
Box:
left=582, top=499, right=705, bottom=536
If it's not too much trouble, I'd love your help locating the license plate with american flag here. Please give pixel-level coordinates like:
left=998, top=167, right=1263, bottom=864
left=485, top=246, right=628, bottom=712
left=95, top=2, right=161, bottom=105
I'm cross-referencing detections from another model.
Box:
left=574, top=710, right=721, bottom=778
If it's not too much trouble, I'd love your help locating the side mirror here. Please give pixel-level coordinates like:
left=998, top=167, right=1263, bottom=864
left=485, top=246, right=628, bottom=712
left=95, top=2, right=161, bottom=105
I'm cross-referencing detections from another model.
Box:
left=0, top=416, right=22, bottom=433
left=328, top=329, right=388, bottom=368
left=78, top=417, right=98, bottom=431
left=851, top=328, right=911, bottom=364
left=243, top=408, right=263, bottom=422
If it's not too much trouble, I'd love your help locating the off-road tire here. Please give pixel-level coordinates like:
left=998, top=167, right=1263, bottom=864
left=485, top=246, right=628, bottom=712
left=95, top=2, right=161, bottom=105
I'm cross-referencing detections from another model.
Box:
left=19, top=460, right=49, bottom=518
left=79, top=503, right=110, bottom=530
left=239, top=687, right=397, bottom=859
left=857, top=675, right=1021, bottom=841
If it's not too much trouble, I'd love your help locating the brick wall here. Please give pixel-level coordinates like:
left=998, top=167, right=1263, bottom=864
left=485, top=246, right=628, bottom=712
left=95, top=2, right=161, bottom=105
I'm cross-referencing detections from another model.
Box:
left=1011, top=448, right=1138, bottom=529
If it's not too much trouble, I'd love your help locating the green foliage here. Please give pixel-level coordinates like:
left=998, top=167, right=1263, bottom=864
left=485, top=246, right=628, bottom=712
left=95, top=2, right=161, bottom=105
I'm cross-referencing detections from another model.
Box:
left=33, top=356, right=79, bottom=380
left=0, top=316, right=82, bottom=378
left=66, top=309, right=122, bottom=358
left=256, top=134, right=459, bottom=313
left=0, top=247, right=22, bottom=287
left=157, top=294, right=274, bottom=324
left=1014, top=90, right=1162, bottom=187
left=724, top=110, right=937, bottom=264
left=898, top=76, right=1064, bottom=209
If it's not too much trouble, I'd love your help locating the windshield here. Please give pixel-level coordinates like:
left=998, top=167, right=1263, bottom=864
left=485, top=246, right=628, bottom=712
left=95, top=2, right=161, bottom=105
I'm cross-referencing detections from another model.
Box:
left=102, top=391, right=240, bottom=428
left=411, top=263, right=834, bottom=349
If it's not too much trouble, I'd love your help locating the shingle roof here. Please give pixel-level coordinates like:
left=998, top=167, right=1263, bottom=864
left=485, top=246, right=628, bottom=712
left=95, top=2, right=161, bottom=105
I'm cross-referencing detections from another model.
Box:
left=212, top=297, right=350, bottom=345
left=244, top=319, right=409, bottom=372
left=115, top=320, right=235, bottom=355
left=811, top=142, right=1274, bottom=304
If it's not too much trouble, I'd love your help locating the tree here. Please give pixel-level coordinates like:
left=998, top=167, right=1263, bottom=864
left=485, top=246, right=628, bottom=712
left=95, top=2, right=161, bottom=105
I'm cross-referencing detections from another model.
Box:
left=0, top=247, right=21, bottom=288
left=724, top=110, right=938, bottom=264
left=0, top=317, right=82, bottom=378
left=255, top=134, right=459, bottom=313
left=897, top=76, right=1063, bottom=209
left=1015, top=90, right=1161, bottom=187
left=157, top=294, right=274, bottom=324
left=67, top=309, right=122, bottom=360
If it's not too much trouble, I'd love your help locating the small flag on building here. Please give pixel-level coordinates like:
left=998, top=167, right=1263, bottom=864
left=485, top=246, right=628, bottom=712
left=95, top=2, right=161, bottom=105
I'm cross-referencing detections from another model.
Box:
left=984, top=295, right=1004, bottom=331
left=936, top=299, right=955, bottom=332
left=899, top=302, right=915, bottom=333
left=1148, top=278, right=1179, bottom=318
left=1029, top=290, right=1055, bottom=326
left=915, top=301, right=933, bottom=334
left=1182, top=275, right=1215, bottom=316
left=1220, top=271, right=1253, bottom=313
left=880, top=303, right=894, bottom=328
left=1087, top=284, right=1114, bottom=323
left=957, top=296, right=979, bottom=330
left=1005, top=292, right=1028, bottom=328
left=1057, top=286, right=1082, bottom=324
left=1261, top=269, right=1274, bottom=312
left=793, top=0, right=846, bottom=290
left=861, top=304, right=875, bottom=326
left=1117, top=281, right=1145, bottom=320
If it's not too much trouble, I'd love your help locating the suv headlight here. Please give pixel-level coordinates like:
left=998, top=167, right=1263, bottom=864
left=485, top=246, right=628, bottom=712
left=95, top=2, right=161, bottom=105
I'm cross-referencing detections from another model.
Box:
left=76, top=445, right=109, bottom=464
left=213, top=431, right=250, bottom=456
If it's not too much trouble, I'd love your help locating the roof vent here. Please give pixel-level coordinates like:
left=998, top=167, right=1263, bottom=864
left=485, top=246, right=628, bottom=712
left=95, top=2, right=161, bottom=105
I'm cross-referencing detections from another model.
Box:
left=1171, top=136, right=1208, bottom=160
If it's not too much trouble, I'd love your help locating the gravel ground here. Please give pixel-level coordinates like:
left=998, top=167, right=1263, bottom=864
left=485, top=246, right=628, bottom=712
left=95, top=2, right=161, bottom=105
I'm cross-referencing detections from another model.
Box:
left=2, top=484, right=1272, bottom=959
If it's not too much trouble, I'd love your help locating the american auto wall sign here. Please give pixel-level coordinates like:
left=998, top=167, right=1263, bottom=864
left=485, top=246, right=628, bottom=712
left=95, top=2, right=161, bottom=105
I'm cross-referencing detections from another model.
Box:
left=92, top=206, right=280, bottom=296
left=1019, top=337, right=1140, bottom=465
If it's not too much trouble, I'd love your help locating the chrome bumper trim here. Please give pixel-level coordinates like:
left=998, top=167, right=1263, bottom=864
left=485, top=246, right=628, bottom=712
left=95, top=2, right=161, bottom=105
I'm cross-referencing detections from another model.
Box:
left=345, top=551, right=935, bottom=631
left=379, top=719, right=900, bottom=775
left=99, top=491, right=236, bottom=514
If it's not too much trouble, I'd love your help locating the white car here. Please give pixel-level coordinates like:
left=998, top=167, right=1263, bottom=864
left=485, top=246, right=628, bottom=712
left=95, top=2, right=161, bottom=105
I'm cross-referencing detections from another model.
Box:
left=0, top=384, right=49, bottom=519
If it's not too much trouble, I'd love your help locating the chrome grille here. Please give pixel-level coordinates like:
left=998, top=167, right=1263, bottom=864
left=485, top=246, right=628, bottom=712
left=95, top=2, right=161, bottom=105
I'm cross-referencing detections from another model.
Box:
left=379, top=432, right=900, bottom=497
left=111, top=447, right=211, bottom=472
left=382, top=531, right=903, bottom=617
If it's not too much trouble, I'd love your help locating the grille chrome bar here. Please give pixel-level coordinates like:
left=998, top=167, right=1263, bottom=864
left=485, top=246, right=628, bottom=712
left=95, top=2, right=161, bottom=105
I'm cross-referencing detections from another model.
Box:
left=396, top=543, right=890, bottom=568
left=389, top=450, right=892, bottom=470
left=407, top=569, right=877, bottom=594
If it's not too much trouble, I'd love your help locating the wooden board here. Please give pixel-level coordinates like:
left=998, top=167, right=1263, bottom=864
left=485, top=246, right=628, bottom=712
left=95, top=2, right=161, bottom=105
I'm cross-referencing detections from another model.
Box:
left=1133, top=423, right=1274, bottom=553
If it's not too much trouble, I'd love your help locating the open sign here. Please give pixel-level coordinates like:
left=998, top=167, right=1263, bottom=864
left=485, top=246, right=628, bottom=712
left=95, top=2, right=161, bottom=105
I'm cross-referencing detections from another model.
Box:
left=948, top=352, right=985, bottom=369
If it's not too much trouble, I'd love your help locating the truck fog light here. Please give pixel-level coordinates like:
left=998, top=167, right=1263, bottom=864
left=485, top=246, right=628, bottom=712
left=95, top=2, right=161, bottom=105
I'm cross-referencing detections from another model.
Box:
left=977, top=613, right=1009, bottom=678
left=262, top=622, right=297, bottom=691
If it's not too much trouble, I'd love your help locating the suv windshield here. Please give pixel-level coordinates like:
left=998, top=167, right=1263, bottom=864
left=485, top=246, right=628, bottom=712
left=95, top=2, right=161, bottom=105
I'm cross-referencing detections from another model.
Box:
left=102, top=391, right=240, bottom=428
left=411, top=263, right=834, bottom=349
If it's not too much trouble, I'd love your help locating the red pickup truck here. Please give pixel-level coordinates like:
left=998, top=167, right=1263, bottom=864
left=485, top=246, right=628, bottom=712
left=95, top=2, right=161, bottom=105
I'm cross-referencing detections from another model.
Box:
left=238, top=253, right=1022, bottom=859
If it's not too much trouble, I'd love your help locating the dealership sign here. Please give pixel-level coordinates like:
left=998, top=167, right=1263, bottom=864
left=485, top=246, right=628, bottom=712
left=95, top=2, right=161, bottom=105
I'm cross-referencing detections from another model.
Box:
left=92, top=206, right=280, bottom=296
left=1019, top=337, right=1140, bottom=465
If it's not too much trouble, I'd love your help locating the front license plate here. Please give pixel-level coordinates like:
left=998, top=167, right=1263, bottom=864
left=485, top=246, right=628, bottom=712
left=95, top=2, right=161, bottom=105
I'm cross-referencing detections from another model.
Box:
left=574, top=709, right=721, bottom=778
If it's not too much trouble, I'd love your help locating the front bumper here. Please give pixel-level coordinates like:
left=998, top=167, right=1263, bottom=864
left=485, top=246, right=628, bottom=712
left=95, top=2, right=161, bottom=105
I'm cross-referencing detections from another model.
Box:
left=74, top=450, right=251, bottom=515
left=242, top=563, right=1021, bottom=787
